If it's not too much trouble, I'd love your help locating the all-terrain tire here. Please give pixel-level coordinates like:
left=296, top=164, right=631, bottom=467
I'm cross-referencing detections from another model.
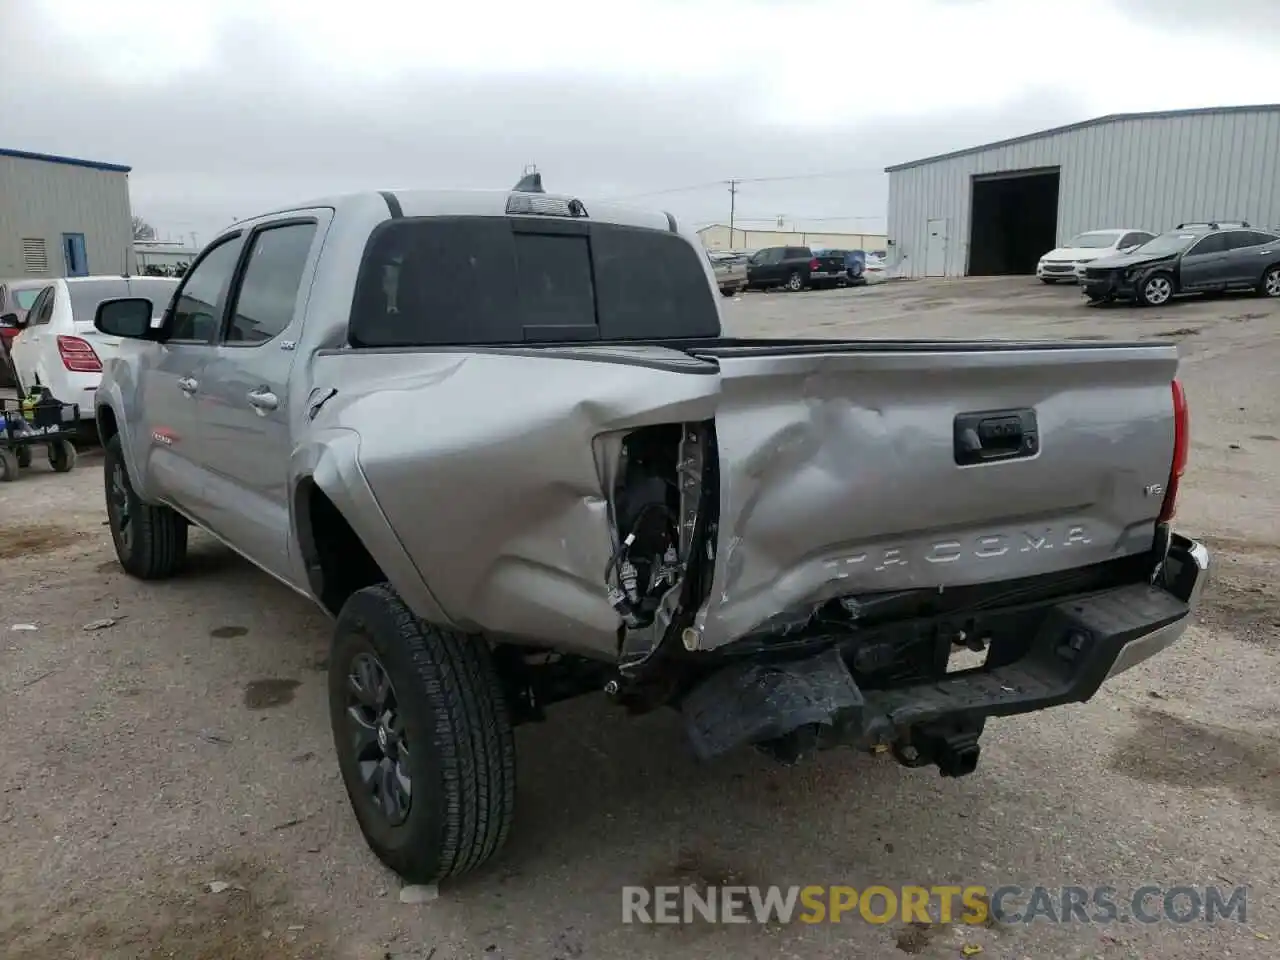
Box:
left=329, top=583, right=516, bottom=884
left=104, top=433, right=188, bottom=579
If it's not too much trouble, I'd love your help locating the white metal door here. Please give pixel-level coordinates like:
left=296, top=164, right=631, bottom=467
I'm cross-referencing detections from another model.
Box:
left=925, top=219, right=947, bottom=277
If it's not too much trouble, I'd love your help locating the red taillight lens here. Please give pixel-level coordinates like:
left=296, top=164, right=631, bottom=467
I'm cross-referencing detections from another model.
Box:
left=0, top=327, right=18, bottom=344
left=56, top=335, right=102, bottom=373
left=1158, top=378, right=1188, bottom=523
left=809, top=258, right=820, bottom=271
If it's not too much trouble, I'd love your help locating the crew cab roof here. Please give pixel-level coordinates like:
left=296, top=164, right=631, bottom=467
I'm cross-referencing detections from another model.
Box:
left=230, top=188, right=675, bottom=235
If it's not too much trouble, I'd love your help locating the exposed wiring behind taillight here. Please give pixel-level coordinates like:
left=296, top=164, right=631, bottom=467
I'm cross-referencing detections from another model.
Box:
left=1158, top=378, right=1188, bottom=523
left=56, top=335, right=103, bottom=373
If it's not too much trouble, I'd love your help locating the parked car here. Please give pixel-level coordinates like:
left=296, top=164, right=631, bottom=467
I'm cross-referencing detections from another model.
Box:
left=0, top=279, right=52, bottom=389
left=746, top=245, right=847, bottom=291
left=708, top=250, right=748, bottom=297
left=4, top=276, right=178, bottom=418
left=91, top=184, right=1207, bottom=887
left=1035, top=229, right=1155, bottom=284
left=1081, top=221, right=1280, bottom=306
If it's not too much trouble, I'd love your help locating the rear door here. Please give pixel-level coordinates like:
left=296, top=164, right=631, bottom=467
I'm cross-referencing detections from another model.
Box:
left=195, top=214, right=326, bottom=576
left=1224, top=230, right=1280, bottom=286
left=1178, top=232, right=1230, bottom=289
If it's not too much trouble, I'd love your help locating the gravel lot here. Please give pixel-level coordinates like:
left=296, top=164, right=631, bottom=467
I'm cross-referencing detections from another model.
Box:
left=2, top=277, right=1278, bottom=959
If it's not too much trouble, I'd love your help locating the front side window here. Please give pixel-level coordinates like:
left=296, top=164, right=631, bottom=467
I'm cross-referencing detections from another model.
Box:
left=1187, top=233, right=1228, bottom=256
left=169, top=236, right=242, bottom=342
left=225, top=223, right=317, bottom=344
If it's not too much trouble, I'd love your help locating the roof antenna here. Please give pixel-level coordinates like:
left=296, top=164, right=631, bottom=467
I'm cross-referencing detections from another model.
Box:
left=513, top=163, right=544, bottom=194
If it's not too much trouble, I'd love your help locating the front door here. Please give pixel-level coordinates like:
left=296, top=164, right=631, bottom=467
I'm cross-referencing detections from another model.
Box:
left=195, top=217, right=323, bottom=578
left=138, top=234, right=245, bottom=518
left=1178, top=232, right=1230, bottom=290
left=925, top=219, right=947, bottom=277
left=62, top=233, right=88, bottom=277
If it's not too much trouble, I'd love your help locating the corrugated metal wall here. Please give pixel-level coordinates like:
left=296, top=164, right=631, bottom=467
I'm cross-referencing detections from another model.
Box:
left=0, top=155, right=135, bottom=279
left=887, top=108, right=1280, bottom=278
left=698, top=224, right=888, bottom=253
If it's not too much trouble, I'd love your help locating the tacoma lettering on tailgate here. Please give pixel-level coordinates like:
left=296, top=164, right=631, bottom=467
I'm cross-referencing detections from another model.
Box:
left=823, top=526, right=1093, bottom=577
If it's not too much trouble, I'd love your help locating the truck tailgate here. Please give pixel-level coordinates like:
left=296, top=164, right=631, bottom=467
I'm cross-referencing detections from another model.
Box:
left=687, top=340, right=1180, bottom=650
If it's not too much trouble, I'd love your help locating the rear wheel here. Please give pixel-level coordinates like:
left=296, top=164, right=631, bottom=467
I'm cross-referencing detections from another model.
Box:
left=330, top=584, right=516, bottom=884
left=0, top=449, right=18, bottom=482
left=15, top=446, right=31, bottom=469
left=1138, top=272, right=1174, bottom=307
left=785, top=272, right=804, bottom=292
left=1260, top=265, right=1280, bottom=298
left=104, top=433, right=188, bottom=579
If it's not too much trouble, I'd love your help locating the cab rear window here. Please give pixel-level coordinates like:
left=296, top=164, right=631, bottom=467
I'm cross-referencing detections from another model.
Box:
left=348, top=217, right=721, bottom=347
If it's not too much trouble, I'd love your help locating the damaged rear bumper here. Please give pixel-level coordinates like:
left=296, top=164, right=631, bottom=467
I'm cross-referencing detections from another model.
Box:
left=681, top=535, right=1210, bottom=772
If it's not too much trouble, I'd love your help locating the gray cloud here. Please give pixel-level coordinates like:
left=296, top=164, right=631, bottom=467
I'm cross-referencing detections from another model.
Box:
left=0, top=1, right=1193, bottom=244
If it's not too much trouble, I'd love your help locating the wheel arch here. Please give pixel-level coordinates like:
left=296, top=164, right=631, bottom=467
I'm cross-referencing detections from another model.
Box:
left=291, top=436, right=452, bottom=625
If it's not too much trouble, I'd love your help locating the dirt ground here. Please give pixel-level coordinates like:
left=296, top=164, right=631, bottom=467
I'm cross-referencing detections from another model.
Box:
left=2, top=277, right=1278, bottom=959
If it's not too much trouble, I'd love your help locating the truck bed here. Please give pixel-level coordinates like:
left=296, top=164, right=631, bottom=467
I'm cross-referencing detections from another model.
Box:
left=314, top=334, right=1179, bottom=657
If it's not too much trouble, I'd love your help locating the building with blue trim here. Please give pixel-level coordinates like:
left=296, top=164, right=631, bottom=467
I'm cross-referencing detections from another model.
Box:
left=1, top=147, right=135, bottom=279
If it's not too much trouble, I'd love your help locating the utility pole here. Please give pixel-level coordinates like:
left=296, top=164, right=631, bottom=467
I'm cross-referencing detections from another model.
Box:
left=727, top=179, right=738, bottom=247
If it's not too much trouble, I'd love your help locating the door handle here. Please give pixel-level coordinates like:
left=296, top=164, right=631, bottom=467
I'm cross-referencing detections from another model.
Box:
left=954, top=408, right=1039, bottom=465
left=178, top=376, right=198, bottom=394
left=247, top=389, right=279, bottom=413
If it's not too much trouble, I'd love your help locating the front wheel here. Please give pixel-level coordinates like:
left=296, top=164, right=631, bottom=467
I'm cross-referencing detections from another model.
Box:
left=1260, top=265, right=1280, bottom=298
left=0, top=449, right=18, bottom=482
left=104, top=433, right=188, bottom=578
left=329, top=584, right=516, bottom=884
left=785, top=272, right=804, bottom=292
left=1137, top=272, right=1174, bottom=307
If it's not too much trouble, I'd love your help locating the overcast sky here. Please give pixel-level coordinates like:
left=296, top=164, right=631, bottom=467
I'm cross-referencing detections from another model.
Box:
left=3, top=0, right=1279, bottom=246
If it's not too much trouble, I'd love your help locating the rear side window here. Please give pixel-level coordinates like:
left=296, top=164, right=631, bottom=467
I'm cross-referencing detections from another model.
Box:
left=1228, top=230, right=1278, bottom=249
left=348, top=217, right=720, bottom=347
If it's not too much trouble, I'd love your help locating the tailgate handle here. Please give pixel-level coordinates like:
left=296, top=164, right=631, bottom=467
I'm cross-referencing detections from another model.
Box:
left=954, top=409, right=1039, bottom=465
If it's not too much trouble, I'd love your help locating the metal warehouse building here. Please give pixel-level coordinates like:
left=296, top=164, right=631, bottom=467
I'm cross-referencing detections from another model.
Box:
left=0, top=147, right=135, bottom=280
left=885, top=104, right=1280, bottom=279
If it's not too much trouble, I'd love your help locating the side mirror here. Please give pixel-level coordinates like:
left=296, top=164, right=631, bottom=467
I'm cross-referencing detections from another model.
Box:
left=95, top=297, right=155, bottom=339
left=0, top=312, right=20, bottom=328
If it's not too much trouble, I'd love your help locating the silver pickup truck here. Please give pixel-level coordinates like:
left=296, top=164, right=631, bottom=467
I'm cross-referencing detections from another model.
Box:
left=92, top=182, right=1209, bottom=886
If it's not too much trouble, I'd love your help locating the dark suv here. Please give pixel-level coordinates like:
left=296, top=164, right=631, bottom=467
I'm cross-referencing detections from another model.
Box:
left=746, top=246, right=848, bottom=292
left=1082, top=221, right=1280, bottom=307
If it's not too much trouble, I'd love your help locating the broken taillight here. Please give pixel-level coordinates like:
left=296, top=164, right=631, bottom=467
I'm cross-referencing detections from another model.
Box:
left=56, top=335, right=103, bottom=373
left=1157, top=378, right=1188, bottom=523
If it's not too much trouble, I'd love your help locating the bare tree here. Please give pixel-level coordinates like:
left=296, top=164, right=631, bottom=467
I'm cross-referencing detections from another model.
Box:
left=132, top=216, right=157, bottom=241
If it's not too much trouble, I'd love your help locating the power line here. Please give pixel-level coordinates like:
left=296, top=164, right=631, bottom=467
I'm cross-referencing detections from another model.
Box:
left=603, top=165, right=885, bottom=202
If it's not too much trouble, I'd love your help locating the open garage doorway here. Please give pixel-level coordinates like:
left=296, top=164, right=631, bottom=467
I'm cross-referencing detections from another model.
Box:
left=967, top=168, right=1060, bottom=275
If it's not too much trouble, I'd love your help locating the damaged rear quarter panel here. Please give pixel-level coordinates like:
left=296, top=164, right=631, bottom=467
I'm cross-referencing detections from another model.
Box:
left=311, top=347, right=718, bottom=659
